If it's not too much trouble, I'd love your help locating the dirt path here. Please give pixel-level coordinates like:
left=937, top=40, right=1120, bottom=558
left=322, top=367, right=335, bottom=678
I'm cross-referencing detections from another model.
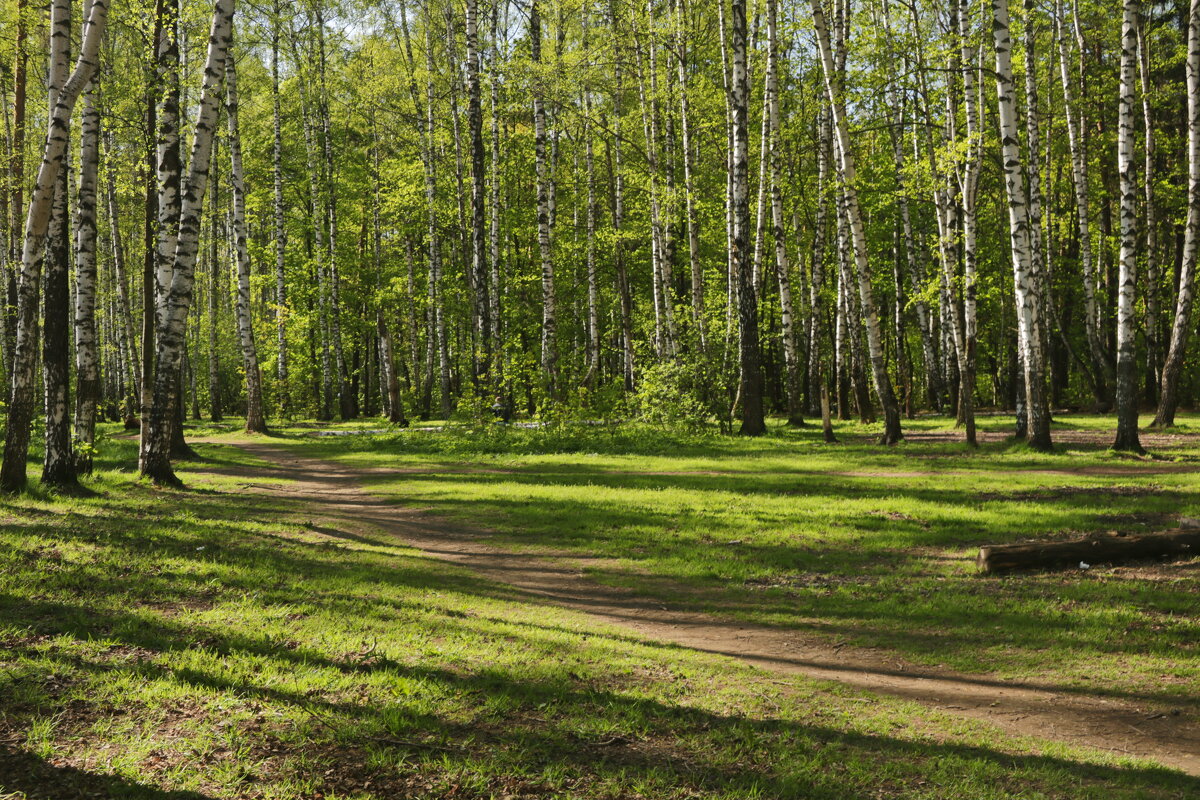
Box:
left=210, top=441, right=1200, bottom=776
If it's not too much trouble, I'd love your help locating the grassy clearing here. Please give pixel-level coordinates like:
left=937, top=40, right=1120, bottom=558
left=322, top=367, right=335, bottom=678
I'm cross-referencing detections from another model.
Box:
left=265, top=414, right=1200, bottom=704
left=0, top=419, right=1197, bottom=798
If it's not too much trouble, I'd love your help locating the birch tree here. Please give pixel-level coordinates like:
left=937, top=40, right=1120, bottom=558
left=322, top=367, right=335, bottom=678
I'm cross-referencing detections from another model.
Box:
left=991, top=0, right=1051, bottom=449
left=1154, top=0, right=1200, bottom=428
left=811, top=0, right=902, bottom=444
left=41, top=0, right=78, bottom=488
left=140, top=0, right=236, bottom=485
left=1112, top=0, right=1143, bottom=453
left=225, top=38, right=267, bottom=434
left=732, top=0, right=764, bottom=435
left=73, top=50, right=101, bottom=473
left=0, top=0, right=108, bottom=493
left=532, top=0, right=559, bottom=397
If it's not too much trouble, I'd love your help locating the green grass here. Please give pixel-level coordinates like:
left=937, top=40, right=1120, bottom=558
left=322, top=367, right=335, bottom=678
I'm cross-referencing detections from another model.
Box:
left=264, top=413, right=1200, bottom=703
left=1, top=417, right=1197, bottom=798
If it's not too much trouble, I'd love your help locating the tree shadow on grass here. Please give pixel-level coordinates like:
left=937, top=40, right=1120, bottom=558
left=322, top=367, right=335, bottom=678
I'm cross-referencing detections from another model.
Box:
left=2, top=594, right=1198, bottom=800
left=0, top=746, right=217, bottom=799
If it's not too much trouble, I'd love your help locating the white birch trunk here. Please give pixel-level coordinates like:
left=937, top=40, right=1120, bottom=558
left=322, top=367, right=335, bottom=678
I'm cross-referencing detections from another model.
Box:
left=41, top=0, right=76, bottom=487
left=767, top=0, right=801, bottom=425
left=271, top=7, right=288, bottom=413
left=732, top=0, right=764, bottom=434
left=810, top=0, right=902, bottom=444
left=675, top=0, right=705, bottom=353
left=1055, top=0, right=1112, bottom=405
left=224, top=40, right=266, bottom=434
left=0, top=0, right=107, bottom=492
left=991, top=0, right=1051, bottom=449
left=73, top=62, right=101, bottom=472
left=1113, top=0, right=1143, bottom=452
left=140, top=0, right=235, bottom=484
left=467, top=0, right=490, bottom=383
left=532, top=0, right=558, bottom=396
left=1155, top=0, right=1200, bottom=427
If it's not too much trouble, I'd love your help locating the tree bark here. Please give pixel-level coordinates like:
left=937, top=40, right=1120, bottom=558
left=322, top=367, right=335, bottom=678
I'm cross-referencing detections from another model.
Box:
left=225, top=39, right=267, bottom=434
left=272, top=3, right=288, bottom=414
left=732, top=0, right=764, bottom=435
left=1154, top=0, right=1200, bottom=428
left=315, top=8, right=353, bottom=420
left=140, top=0, right=235, bottom=485
left=73, top=53, right=101, bottom=474
left=675, top=0, right=705, bottom=355
left=1112, top=0, right=1144, bottom=453
left=1055, top=0, right=1112, bottom=408
left=1137, top=15, right=1160, bottom=400
left=767, top=0, right=802, bottom=426
left=207, top=135, right=222, bottom=423
left=466, top=0, right=491, bottom=384
left=957, top=0, right=981, bottom=446
left=103, top=132, right=139, bottom=421
left=41, top=0, right=77, bottom=489
left=978, top=529, right=1200, bottom=574
left=0, top=0, right=108, bottom=492
left=811, top=0, right=901, bottom=444
left=532, top=0, right=558, bottom=398
left=991, top=0, right=1051, bottom=450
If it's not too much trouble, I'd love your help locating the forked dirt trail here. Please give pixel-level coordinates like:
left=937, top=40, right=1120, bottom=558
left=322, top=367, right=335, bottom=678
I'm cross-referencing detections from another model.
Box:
left=215, top=441, right=1200, bottom=777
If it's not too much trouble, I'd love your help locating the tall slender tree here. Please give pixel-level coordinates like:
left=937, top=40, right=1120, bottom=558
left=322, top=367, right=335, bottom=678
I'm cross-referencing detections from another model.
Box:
left=1112, top=0, right=1144, bottom=453
left=140, top=0, right=236, bottom=485
left=0, top=0, right=109, bottom=492
left=225, top=38, right=267, bottom=434
left=991, top=0, right=1051, bottom=449
left=1154, top=0, right=1200, bottom=427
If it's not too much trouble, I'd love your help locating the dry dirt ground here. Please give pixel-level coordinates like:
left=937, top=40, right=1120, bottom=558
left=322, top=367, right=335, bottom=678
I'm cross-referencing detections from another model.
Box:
left=206, top=440, right=1200, bottom=777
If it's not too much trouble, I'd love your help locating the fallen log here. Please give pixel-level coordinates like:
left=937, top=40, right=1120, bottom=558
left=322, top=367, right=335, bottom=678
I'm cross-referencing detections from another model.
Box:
left=977, top=529, right=1200, bottom=574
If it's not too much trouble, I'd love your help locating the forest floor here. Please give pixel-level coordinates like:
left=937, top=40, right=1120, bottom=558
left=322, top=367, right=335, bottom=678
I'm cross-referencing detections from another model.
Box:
left=2, top=414, right=1199, bottom=798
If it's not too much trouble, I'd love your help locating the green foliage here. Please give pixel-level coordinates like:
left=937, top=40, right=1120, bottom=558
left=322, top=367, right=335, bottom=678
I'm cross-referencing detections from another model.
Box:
left=626, top=359, right=711, bottom=431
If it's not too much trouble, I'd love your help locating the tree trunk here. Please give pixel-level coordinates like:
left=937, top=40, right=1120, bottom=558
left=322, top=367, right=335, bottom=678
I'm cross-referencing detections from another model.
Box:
left=488, top=0, right=504, bottom=387
left=582, top=7, right=600, bottom=386
left=371, top=112, right=406, bottom=426
left=272, top=4, right=288, bottom=414
left=4, top=0, right=26, bottom=375
left=316, top=9, right=353, bottom=420
left=1137, top=15, right=1160, bottom=401
left=103, top=133, right=140, bottom=421
left=1113, top=0, right=1144, bottom=453
left=1154, top=0, right=1200, bottom=428
left=675, top=0, right=705, bottom=354
left=140, top=0, right=235, bottom=486
left=807, top=108, right=831, bottom=416
left=1055, top=0, right=1112, bottom=408
left=532, top=0, right=558, bottom=398
left=421, top=7, right=451, bottom=417
left=466, top=0, right=491, bottom=384
left=992, top=0, right=1051, bottom=450
left=978, top=529, right=1200, bottom=574
left=207, top=135, right=222, bottom=423
left=767, top=0, right=802, bottom=426
left=41, top=0, right=77, bottom=489
left=957, top=0, right=981, bottom=446
left=608, top=2, right=635, bottom=391
left=0, top=0, right=108, bottom=492
left=731, top=0, right=764, bottom=435
left=811, top=0, right=901, bottom=444
left=225, top=38, right=267, bottom=434
left=73, top=59, right=101, bottom=474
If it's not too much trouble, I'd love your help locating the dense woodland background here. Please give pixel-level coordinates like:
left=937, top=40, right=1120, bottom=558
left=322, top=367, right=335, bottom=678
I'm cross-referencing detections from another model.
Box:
left=1, top=0, right=1199, bottom=487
